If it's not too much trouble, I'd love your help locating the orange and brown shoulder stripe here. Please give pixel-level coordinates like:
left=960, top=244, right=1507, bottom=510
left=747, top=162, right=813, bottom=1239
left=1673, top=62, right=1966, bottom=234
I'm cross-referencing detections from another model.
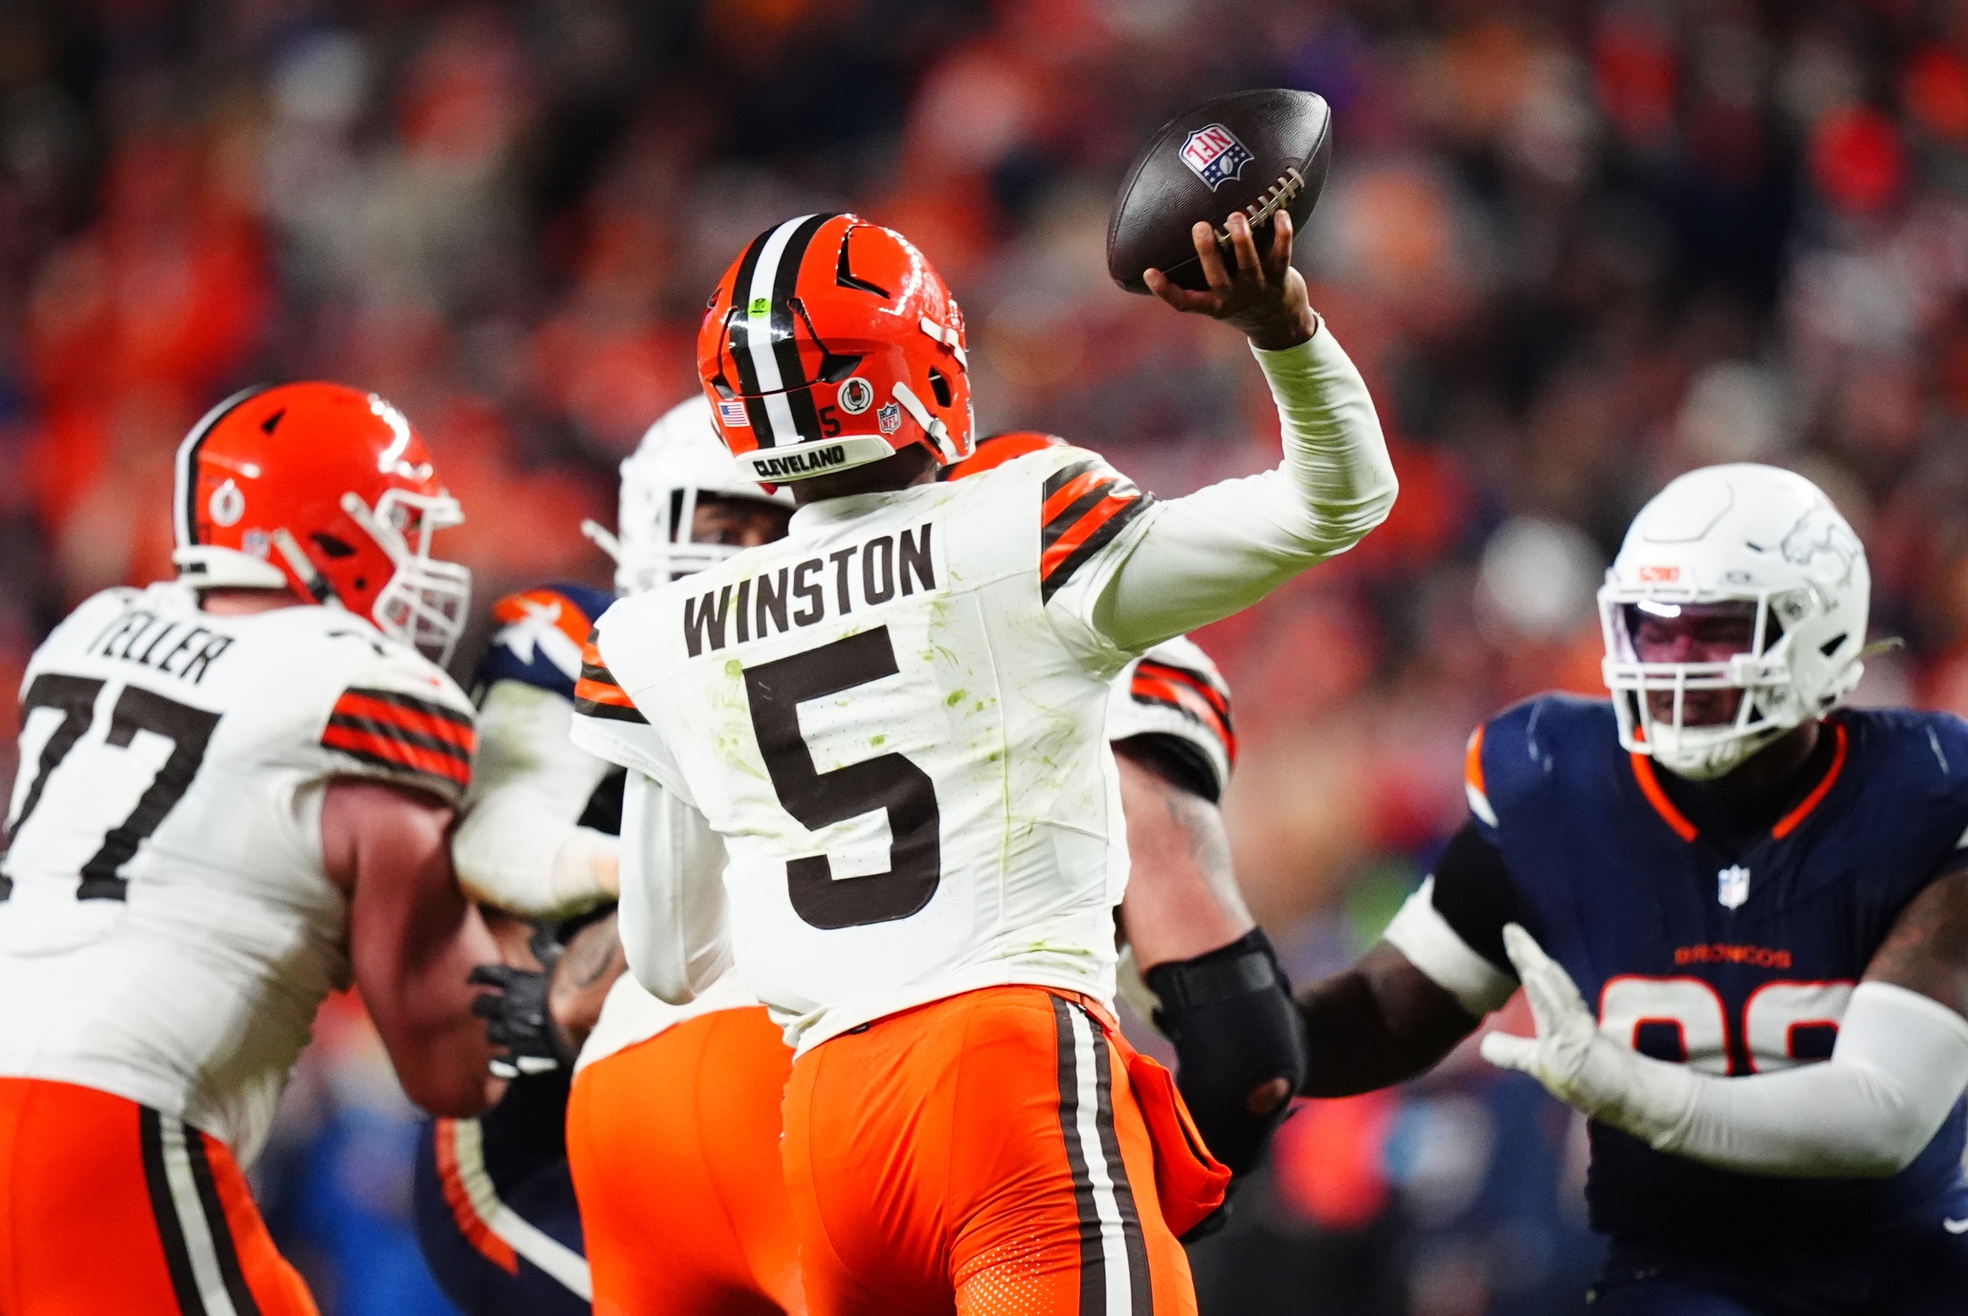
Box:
left=572, top=631, right=647, bottom=724
left=1038, top=457, right=1156, bottom=602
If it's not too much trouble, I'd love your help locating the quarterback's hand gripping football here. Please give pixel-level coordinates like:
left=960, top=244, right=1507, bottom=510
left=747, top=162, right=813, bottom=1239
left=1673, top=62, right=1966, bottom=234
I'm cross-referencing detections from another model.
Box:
left=1144, top=211, right=1318, bottom=352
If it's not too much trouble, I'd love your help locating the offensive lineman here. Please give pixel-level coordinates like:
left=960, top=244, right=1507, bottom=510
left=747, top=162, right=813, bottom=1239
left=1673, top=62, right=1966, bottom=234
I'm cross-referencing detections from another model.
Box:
left=570, top=209, right=1392, bottom=1315
left=0, top=384, right=508, bottom=1313
left=410, top=395, right=792, bottom=1314
left=1296, top=464, right=1968, bottom=1314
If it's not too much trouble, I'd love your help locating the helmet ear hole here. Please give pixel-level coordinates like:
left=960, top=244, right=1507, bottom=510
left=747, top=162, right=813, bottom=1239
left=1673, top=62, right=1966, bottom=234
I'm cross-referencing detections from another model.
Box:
left=928, top=368, right=953, bottom=408
left=310, top=532, right=357, bottom=559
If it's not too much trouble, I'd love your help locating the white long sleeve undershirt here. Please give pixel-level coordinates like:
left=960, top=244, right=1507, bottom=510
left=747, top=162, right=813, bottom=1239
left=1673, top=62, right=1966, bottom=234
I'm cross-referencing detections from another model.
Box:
left=1622, top=981, right=1968, bottom=1178
left=1094, top=323, right=1398, bottom=652
left=617, top=769, right=731, bottom=1005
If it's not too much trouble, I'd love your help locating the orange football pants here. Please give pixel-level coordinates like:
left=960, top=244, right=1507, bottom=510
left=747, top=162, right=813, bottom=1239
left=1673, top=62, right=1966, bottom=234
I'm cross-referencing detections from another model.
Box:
left=0, top=1076, right=317, bottom=1315
left=782, top=985, right=1197, bottom=1316
left=566, top=1005, right=803, bottom=1316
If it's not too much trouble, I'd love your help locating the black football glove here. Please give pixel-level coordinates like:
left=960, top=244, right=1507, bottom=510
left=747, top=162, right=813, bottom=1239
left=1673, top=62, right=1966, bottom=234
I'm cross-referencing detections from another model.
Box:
left=469, top=928, right=578, bottom=1079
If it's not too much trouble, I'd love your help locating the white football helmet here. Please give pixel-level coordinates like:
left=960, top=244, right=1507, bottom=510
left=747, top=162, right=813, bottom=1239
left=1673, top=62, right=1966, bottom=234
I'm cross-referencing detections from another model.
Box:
left=582, top=395, right=794, bottom=595
left=1599, top=463, right=1869, bottom=781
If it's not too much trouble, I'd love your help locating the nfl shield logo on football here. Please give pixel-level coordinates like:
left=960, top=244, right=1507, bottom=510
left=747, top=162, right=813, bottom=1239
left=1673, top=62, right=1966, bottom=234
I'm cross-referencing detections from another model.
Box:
left=1179, top=123, right=1255, bottom=191
left=717, top=398, right=751, bottom=428
left=1717, top=864, right=1751, bottom=910
left=877, top=401, right=902, bottom=435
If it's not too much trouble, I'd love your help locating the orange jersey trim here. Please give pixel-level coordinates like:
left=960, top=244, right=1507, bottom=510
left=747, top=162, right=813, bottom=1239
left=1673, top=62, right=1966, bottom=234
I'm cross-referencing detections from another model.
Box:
left=1772, top=720, right=1849, bottom=841
left=1464, top=725, right=1487, bottom=798
left=1629, top=752, right=1699, bottom=843
left=572, top=637, right=647, bottom=723
left=433, top=1120, right=520, bottom=1275
left=1131, top=660, right=1237, bottom=764
left=1039, top=492, right=1146, bottom=593
left=329, top=689, right=474, bottom=755
left=323, top=688, right=474, bottom=790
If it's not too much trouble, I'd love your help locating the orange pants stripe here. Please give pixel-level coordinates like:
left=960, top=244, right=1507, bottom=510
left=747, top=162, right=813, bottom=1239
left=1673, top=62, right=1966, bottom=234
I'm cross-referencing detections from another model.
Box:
left=566, top=1006, right=802, bottom=1316
left=0, top=1077, right=317, bottom=1315
left=782, top=986, right=1197, bottom=1316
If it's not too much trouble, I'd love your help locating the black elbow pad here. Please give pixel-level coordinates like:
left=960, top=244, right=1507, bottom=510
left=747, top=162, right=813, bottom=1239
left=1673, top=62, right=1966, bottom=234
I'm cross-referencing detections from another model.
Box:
left=1143, top=928, right=1306, bottom=1178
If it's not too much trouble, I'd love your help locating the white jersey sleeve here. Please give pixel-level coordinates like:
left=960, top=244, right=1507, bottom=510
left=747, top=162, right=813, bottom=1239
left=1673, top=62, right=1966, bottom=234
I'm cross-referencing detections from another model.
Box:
left=1105, top=636, right=1236, bottom=801
left=1086, top=323, right=1397, bottom=653
left=0, top=583, right=472, bottom=1164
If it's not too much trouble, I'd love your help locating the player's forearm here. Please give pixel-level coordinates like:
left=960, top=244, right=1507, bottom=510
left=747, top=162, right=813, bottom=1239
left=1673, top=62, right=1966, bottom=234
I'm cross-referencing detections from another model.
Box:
left=1586, top=982, right=1968, bottom=1179
left=1096, top=324, right=1396, bottom=650
left=1296, top=944, right=1480, bottom=1096
left=453, top=790, right=618, bottom=917
left=453, top=681, right=618, bottom=916
left=360, top=892, right=505, bottom=1117
left=549, top=912, right=626, bottom=1054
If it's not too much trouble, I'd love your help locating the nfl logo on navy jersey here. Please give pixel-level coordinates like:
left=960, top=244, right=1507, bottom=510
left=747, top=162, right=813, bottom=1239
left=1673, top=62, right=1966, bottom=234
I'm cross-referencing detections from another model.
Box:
left=1179, top=124, right=1254, bottom=191
left=1717, top=864, right=1750, bottom=910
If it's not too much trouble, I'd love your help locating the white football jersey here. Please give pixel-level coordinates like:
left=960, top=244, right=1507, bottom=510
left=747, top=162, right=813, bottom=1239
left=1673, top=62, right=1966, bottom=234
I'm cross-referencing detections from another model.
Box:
left=0, top=582, right=474, bottom=1164
left=572, top=445, right=1169, bottom=1051
left=574, top=632, right=1237, bottom=1070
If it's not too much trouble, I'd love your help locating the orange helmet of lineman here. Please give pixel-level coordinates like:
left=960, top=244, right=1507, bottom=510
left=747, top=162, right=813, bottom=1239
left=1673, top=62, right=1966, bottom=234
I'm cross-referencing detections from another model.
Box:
left=171, top=382, right=472, bottom=664
left=697, top=214, right=974, bottom=484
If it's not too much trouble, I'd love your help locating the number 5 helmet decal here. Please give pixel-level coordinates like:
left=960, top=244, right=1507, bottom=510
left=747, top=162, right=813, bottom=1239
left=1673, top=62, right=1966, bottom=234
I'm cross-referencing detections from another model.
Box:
left=697, top=214, right=975, bottom=483
left=171, top=382, right=473, bottom=665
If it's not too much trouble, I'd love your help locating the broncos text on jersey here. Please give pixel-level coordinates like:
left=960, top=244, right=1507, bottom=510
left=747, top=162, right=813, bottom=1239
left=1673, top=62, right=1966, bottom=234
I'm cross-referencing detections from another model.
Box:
left=0, top=582, right=475, bottom=1164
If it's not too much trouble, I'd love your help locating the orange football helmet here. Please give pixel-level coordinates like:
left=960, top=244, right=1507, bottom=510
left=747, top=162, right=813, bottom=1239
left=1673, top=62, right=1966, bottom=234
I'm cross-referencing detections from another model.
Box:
left=697, top=213, right=974, bottom=483
left=172, top=382, right=472, bottom=664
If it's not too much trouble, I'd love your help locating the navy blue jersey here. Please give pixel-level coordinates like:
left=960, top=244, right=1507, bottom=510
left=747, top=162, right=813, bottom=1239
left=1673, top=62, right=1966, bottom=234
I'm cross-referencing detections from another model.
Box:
left=1447, top=695, right=1968, bottom=1255
left=475, top=583, right=616, bottom=702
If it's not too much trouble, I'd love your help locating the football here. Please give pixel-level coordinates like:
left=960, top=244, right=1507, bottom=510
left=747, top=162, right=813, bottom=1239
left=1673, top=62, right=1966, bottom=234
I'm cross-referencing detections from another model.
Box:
left=1106, top=88, right=1334, bottom=294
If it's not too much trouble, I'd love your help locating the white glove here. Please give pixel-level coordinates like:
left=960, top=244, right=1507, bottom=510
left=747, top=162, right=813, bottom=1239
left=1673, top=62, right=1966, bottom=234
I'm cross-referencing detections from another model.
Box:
left=1479, top=924, right=1695, bottom=1132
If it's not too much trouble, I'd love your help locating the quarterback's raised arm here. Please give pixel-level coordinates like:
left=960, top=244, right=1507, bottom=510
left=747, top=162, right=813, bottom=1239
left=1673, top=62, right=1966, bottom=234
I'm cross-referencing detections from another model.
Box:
left=1094, top=212, right=1397, bottom=652
left=617, top=770, right=732, bottom=1004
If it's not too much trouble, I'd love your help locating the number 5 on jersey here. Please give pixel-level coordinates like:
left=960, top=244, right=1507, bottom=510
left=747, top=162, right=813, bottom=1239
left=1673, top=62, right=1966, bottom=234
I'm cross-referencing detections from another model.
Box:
left=743, top=626, right=942, bottom=931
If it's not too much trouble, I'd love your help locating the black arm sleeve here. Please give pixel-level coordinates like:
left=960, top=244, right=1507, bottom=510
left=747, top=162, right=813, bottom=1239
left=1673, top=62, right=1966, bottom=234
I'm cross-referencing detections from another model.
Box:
left=1427, top=820, right=1525, bottom=978
left=1143, top=928, right=1306, bottom=1179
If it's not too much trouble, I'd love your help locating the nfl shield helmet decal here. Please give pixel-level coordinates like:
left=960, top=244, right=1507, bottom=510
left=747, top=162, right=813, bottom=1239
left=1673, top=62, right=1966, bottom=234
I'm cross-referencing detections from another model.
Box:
left=1179, top=123, right=1255, bottom=191
left=1718, top=864, right=1751, bottom=910
left=877, top=401, right=902, bottom=435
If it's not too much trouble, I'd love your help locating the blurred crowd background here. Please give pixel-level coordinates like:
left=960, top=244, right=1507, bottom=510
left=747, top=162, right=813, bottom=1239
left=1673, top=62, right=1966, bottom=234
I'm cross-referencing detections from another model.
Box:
left=5, top=0, right=1968, bottom=1312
